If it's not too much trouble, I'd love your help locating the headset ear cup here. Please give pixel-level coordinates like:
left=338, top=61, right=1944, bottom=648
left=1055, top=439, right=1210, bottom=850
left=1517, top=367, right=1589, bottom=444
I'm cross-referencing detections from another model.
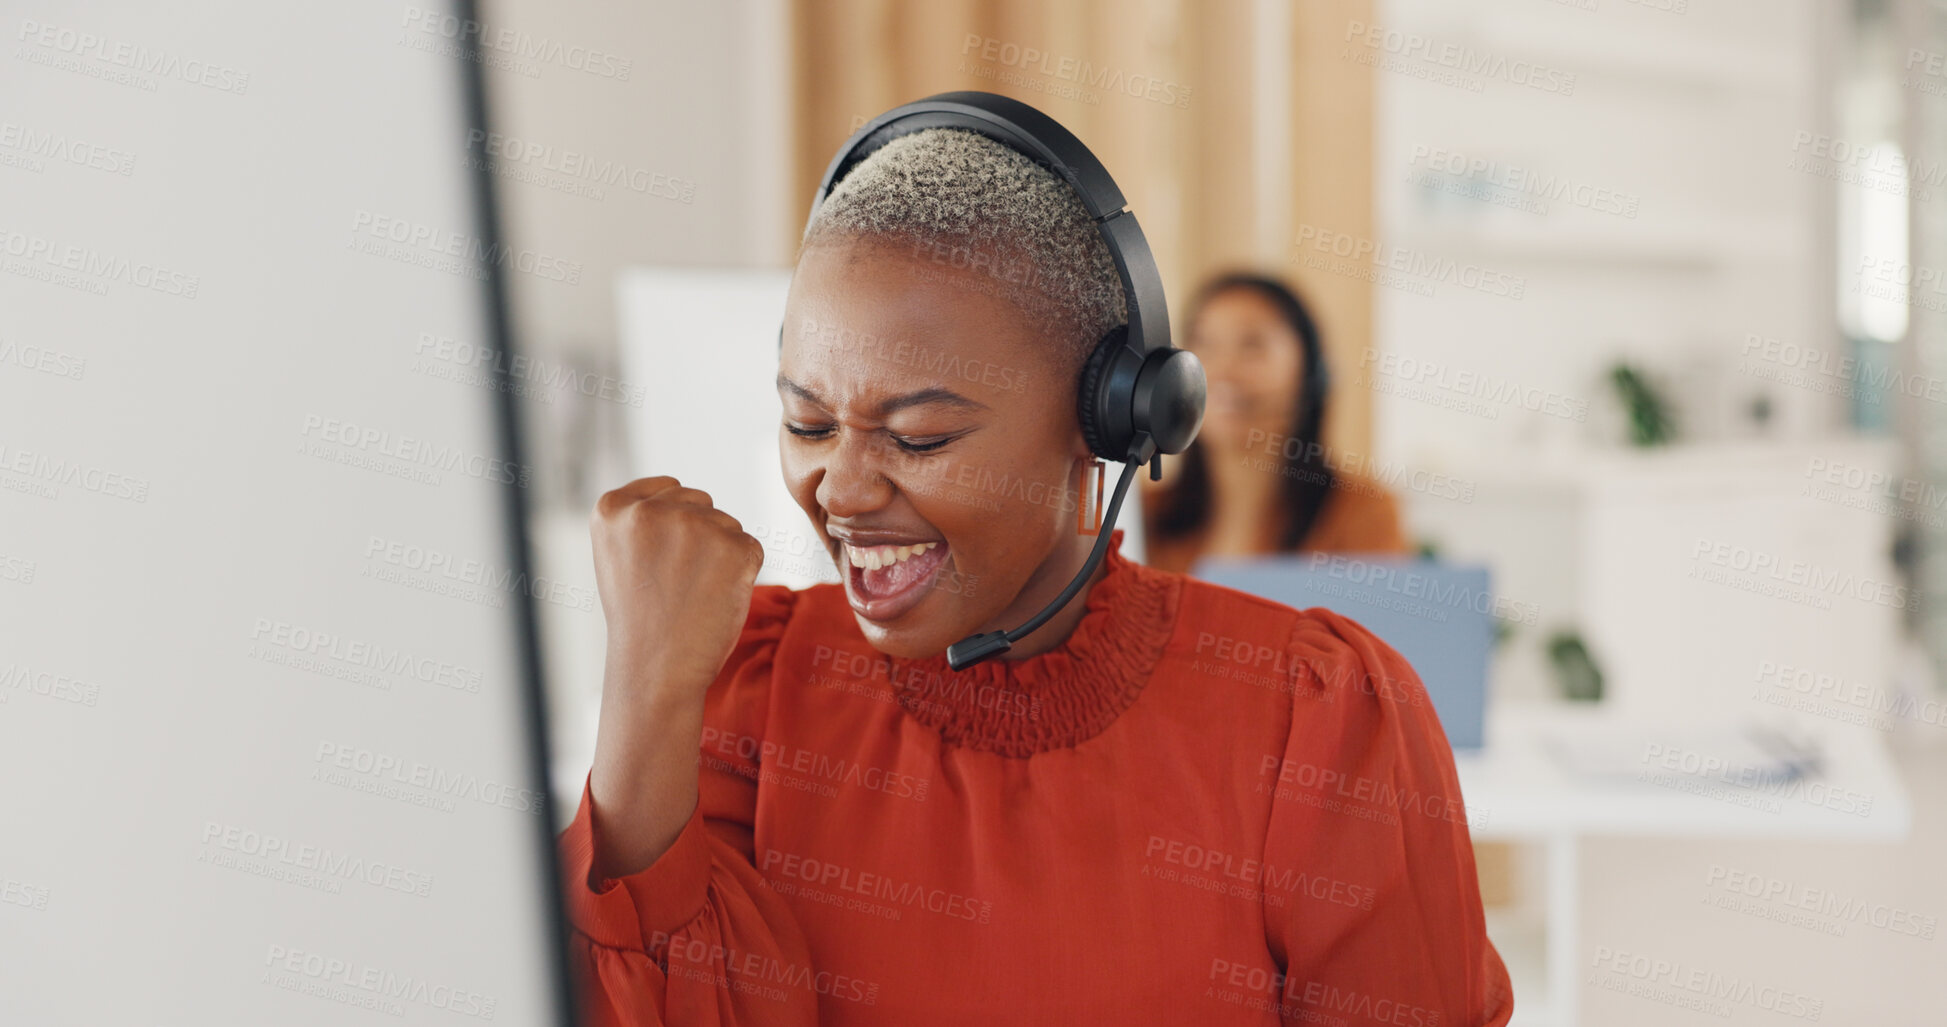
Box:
left=1134, top=347, right=1207, bottom=455
left=1075, top=328, right=1123, bottom=461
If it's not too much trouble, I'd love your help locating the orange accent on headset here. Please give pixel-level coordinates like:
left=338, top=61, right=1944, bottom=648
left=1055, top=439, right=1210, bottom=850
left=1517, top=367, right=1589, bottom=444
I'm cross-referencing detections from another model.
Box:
left=1078, top=461, right=1105, bottom=536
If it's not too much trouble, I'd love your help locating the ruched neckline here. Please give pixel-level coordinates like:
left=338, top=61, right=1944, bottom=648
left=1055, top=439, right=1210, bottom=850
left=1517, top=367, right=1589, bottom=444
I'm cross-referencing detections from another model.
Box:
left=882, top=529, right=1182, bottom=757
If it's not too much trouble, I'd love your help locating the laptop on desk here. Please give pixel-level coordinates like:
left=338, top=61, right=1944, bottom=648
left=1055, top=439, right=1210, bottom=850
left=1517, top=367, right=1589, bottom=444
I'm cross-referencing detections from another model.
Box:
left=1191, top=554, right=1495, bottom=751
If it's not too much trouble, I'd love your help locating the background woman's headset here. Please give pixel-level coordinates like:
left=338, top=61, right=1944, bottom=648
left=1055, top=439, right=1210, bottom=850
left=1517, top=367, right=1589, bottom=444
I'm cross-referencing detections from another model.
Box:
left=793, top=90, right=1207, bottom=669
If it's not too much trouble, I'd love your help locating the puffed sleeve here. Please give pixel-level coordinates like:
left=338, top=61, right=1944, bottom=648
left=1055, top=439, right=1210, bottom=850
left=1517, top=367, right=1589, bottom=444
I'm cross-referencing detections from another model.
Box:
left=555, top=585, right=820, bottom=1026
left=1261, top=608, right=1513, bottom=1026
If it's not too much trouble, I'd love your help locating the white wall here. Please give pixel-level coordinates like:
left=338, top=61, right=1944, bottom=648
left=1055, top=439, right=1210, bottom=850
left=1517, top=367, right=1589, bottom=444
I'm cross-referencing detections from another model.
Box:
left=1373, top=0, right=1835, bottom=468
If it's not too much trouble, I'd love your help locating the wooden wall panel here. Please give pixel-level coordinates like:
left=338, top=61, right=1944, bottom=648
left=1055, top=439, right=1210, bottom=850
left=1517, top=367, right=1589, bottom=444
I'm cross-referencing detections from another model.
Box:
left=1290, top=0, right=1374, bottom=457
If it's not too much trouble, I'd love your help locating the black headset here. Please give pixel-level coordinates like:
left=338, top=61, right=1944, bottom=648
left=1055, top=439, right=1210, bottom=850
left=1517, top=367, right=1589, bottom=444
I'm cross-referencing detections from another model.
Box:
left=797, top=90, right=1206, bottom=670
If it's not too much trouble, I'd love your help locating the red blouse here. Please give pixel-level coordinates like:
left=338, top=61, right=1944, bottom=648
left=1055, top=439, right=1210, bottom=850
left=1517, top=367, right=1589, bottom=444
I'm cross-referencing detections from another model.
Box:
left=558, top=529, right=1513, bottom=1025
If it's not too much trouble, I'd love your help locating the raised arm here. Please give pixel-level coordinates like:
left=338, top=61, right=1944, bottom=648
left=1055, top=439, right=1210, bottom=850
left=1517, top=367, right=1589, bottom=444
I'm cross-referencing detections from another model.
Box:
left=560, top=477, right=819, bottom=1025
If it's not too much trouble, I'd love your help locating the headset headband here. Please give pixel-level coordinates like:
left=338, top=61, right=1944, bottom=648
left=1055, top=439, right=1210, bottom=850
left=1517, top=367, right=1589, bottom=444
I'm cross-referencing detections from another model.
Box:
left=805, top=91, right=1170, bottom=361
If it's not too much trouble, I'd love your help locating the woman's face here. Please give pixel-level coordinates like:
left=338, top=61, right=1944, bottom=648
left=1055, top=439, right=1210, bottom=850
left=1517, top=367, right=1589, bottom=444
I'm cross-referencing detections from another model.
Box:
left=1184, top=287, right=1306, bottom=451
left=777, top=237, right=1094, bottom=659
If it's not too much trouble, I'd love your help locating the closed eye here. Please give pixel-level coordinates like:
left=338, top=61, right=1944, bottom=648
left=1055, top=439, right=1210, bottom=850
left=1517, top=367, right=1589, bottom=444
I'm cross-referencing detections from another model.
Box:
left=784, top=422, right=959, bottom=453
left=891, top=434, right=955, bottom=453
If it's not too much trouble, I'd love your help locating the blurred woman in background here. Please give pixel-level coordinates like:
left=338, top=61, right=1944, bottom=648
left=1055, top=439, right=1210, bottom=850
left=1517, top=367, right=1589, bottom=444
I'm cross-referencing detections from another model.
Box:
left=1141, top=273, right=1410, bottom=574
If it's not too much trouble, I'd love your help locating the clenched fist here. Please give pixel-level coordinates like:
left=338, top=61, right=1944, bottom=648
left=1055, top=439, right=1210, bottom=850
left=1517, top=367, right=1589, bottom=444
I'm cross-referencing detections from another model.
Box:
left=586, top=476, right=766, bottom=879
left=591, top=475, right=768, bottom=694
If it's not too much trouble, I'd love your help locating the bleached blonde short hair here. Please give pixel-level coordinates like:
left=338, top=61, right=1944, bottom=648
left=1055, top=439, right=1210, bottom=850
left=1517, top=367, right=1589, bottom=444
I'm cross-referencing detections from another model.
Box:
left=801, top=127, right=1128, bottom=376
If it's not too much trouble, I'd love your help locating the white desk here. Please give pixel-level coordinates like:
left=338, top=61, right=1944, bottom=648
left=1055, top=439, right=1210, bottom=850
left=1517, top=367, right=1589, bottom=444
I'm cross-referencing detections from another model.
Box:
left=1456, top=704, right=1913, bottom=1027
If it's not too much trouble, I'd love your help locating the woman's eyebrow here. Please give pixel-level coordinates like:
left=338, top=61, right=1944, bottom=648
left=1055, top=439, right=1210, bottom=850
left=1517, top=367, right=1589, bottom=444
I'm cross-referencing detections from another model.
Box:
left=775, top=375, right=990, bottom=415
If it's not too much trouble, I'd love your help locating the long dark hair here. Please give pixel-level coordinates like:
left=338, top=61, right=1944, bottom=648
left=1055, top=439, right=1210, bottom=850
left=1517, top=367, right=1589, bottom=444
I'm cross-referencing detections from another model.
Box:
left=1148, top=272, right=1335, bottom=551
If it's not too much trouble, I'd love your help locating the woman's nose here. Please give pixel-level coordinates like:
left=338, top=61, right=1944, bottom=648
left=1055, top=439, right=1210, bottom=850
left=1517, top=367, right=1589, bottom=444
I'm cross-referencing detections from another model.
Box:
left=815, top=430, right=900, bottom=518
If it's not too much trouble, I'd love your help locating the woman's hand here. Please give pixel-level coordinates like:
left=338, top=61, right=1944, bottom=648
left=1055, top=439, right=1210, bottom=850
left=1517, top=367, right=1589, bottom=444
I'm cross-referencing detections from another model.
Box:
left=586, top=476, right=766, bottom=880
left=592, top=475, right=766, bottom=688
